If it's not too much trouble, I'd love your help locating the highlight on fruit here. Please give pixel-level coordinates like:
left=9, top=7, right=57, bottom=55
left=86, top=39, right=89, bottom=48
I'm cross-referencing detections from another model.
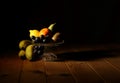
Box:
left=18, top=23, right=64, bottom=61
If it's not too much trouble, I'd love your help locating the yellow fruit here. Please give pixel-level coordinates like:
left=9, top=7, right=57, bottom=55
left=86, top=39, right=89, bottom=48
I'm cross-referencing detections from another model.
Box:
left=29, top=29, right=40, bottom=38
left=25, top=44, right=35, bottom=61
left=18, top=50, right=26, bottom=60
left=19, top=40, right=32, bottom=50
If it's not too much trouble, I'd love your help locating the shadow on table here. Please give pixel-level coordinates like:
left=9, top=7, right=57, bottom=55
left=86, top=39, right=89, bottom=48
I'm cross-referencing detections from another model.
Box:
left=56, top=49, right=120, bottom=61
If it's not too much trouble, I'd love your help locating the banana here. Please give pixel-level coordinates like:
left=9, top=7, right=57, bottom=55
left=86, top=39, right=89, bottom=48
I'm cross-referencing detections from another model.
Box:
left=18, top=50, right=26, bottom=60
left=48, top=23, right=56, bottom=31
left=19, top=40, right=32, bottom=50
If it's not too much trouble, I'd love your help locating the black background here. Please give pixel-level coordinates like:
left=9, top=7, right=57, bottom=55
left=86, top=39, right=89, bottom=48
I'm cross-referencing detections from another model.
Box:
left=0, top=0, right=120, bottom=52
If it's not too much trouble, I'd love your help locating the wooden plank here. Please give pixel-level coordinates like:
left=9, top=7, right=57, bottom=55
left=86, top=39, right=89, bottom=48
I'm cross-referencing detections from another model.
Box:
left=0, top=52, right=23, bottom=83
left=44, top=61, right=75, bottom=83
left=87, top=59, right=120, bottom=83
left=104, top=52, right=120, bottom=71
left=20, top=60, right=46, bottom=83
left=65, top=61, right=104, bottom=83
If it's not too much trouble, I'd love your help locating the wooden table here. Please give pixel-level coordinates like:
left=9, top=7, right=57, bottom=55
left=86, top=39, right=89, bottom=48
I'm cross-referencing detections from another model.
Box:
left=0, top=44, right=120, bottom=83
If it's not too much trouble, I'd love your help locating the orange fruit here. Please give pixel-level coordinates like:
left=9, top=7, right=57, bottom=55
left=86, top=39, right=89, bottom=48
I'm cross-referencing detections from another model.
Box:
left=39, top=28, right=51, bottom=37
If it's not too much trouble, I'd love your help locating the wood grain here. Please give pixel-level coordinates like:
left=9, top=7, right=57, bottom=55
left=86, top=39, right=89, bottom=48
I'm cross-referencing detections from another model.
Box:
left=0, top=53, right=23, bottom=83
left=20, top=60, right=46, bottom=83
left=87, top=59, right=120, bottom=83
left=44, top=61, right=75, bottom=83
left=66, top=61, right=104, bottom=83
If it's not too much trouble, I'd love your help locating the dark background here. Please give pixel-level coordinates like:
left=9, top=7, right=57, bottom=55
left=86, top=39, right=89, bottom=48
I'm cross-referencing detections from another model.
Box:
left=0, top=0, right=120, bottom=52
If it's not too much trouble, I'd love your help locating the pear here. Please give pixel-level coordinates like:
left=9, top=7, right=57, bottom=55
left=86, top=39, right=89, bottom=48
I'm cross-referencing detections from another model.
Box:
left=52, top=32, right=61, bottom=42
left=25, top=44, right=39, bottom=61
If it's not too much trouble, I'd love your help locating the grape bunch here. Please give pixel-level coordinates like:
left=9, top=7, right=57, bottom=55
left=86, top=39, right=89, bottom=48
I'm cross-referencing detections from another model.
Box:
left=31, top=36, right=41, bottom=43
left=31, top=35, right=52, bottom=43
left=33, top=45, right=44, bottom=56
